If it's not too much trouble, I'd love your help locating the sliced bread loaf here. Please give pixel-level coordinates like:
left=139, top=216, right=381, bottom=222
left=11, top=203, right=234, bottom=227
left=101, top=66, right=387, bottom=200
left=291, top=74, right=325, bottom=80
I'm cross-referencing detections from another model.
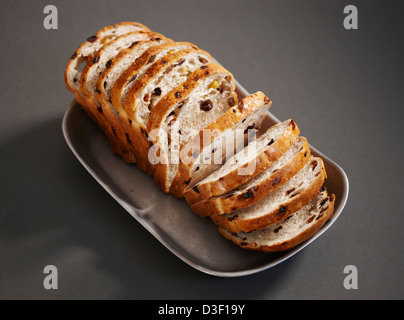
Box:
left=95, top=35, right=171, bottom=163
left=147, top=63, right=237, bottom=192
left=191, top=136, right=311, bottom=216
left=169, top=91, right=271, bottom=198
left=219, top=190, right=335, bottom=252
left=210, top=157, right=327, bottom=232
left=183, top=119, right=300, bottom=206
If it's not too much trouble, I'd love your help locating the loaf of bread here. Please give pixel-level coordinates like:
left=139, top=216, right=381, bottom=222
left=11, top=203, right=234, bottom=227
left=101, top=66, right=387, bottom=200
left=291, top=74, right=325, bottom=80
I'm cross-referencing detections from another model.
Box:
left=64, top=22, right=335, bottom=253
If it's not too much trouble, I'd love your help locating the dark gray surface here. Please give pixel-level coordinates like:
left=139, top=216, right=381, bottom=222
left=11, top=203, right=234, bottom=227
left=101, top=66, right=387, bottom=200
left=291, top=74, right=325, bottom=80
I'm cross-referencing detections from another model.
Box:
left=0, top=0, right=403, bottom=299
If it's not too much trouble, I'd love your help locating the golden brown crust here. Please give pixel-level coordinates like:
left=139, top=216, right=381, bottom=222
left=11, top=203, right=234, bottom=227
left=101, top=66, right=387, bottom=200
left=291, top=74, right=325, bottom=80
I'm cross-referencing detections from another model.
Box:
left=184, top=120, right=300, bottom=206
left=169, top=91, right=269, bottom=198
left=219, top=194, right=335, bottom=252
left=210, top=158, right=327, bottom=233
left=191, top=137, right=311, bottom=216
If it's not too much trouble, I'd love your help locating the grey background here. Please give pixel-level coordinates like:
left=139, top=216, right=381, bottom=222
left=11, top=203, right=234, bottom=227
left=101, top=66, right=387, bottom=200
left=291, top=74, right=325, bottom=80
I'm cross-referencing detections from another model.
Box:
left=1, top=0, right=403, bottom=299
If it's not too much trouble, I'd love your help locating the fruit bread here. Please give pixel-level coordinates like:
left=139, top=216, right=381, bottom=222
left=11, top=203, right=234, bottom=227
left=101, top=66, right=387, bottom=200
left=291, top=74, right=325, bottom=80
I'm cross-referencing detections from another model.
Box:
left=64, top=22, right=335, bottom=253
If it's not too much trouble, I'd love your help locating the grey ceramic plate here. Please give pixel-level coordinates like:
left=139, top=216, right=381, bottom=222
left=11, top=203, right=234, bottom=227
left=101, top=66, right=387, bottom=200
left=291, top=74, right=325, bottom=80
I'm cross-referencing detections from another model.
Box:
left=62, top=81, right=349, bottom=277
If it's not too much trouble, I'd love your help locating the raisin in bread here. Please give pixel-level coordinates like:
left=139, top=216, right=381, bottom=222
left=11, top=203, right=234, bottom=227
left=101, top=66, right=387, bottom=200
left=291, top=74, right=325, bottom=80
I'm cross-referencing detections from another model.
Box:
left=211, top=157, right=327, bottom=233
left=147, top=63, right=237, bottom=192
left=191, top=136, right=311, bottom=216
left=219, top=190, right=335, bottom=252
left=123, top=48, right=214, bottom=175
left=95, top=35, right=171, bottom=163
left=184, top=119, right=300, bottom=206
left=169, top=91, right=271, bottom=198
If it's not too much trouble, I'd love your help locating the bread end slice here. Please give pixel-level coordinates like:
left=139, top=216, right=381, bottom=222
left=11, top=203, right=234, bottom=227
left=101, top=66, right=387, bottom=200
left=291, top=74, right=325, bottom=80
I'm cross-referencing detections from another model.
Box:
left=211, top=157, right=327, bottom=231
left=219, top=191, right=335, bottom=252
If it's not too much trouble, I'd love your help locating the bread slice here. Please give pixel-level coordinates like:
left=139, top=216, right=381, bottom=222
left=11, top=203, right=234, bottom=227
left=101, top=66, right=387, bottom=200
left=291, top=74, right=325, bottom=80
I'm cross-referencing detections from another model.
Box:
left=219, top=190, right=335, bottom=252
left=95, top=35, right=171, bottom=163
left=169, top=91, right=272, bottom=198
left=184, top=119, right=300, bottom=206
left=124, top=48, right=214, bottom=175
left=147, top=63, right=237, bottom=192
left=211, top=157, right=327, bottom=232
left=191, top=136, right=311, bottom=216
left=65, top=21, right=150, bottom=94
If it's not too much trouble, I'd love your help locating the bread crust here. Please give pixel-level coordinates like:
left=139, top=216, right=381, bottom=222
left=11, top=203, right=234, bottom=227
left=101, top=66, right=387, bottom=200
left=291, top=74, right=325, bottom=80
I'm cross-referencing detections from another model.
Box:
left=184, top=119, right=300, bottom=206
left=210, top=157, right=327, bottom=233
left=191, top=137, right=311, bottom=216
left=218, top=194, right=335, bottom=252
left=169, top=91, right=270, bottom=198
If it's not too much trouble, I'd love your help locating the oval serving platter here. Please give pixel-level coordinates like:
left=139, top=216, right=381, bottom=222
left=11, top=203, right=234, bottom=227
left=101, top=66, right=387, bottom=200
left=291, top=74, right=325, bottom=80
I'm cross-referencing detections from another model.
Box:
left=62, top=79, right=349, bottom=277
